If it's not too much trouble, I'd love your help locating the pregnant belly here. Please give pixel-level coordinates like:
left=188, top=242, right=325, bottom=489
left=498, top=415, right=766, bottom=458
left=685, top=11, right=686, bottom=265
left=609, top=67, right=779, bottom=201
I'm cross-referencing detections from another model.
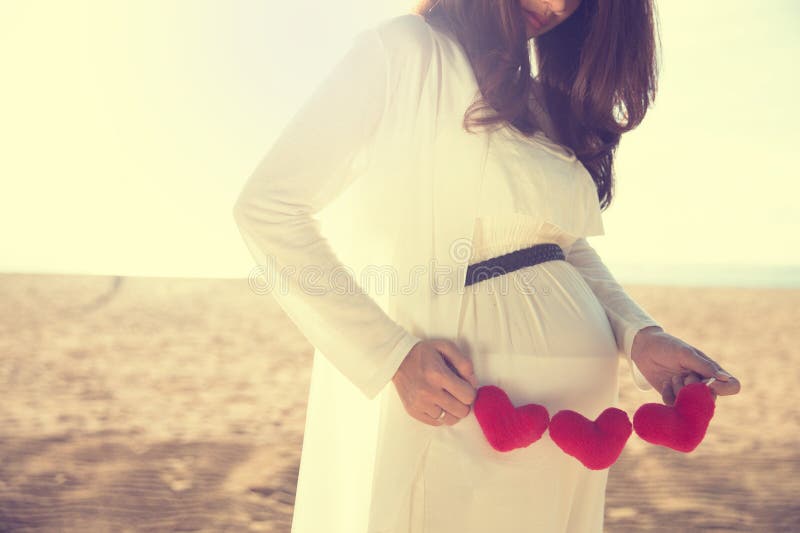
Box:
left=430, top=260, right=622, bottom=474
left=455, top=259, right=620, bottom=411
left=434, top=261, right=619, bottom=468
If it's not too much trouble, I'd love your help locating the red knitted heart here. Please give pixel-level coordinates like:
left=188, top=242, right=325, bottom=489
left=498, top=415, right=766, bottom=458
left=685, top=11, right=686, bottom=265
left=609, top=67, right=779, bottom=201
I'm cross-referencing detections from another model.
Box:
left=473, top=385, right=550, bottom=452
left=633, top=381, right=716, bottom=452
left=548, top=407, right=632, bottom=470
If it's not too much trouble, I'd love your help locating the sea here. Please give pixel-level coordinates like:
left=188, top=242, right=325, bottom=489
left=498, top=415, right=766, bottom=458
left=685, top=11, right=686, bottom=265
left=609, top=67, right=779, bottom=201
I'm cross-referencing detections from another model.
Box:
left=609, top=263, right=800, bottom=289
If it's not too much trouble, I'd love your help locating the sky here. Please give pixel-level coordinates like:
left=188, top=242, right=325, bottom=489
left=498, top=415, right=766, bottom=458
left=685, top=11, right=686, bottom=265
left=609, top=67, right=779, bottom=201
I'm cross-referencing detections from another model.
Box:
left=1, top=0, right=798, bottom=283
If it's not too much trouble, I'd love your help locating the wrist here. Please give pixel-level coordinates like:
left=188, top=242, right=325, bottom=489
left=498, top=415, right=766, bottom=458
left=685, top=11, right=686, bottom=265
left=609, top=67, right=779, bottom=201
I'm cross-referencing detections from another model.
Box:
left=631, top=325, right=663, bottom=361
left=392, top=338, right=421, bottom=383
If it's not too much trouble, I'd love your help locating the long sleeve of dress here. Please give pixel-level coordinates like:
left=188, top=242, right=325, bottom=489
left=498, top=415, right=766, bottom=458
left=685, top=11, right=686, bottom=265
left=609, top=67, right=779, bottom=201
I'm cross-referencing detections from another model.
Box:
left=232, top=27, right=423, bottom=401
left=565, top=237, right=661, bottom=391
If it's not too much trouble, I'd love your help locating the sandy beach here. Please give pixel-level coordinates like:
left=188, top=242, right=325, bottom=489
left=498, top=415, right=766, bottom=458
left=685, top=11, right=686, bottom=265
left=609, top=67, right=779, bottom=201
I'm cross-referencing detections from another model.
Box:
left=0, top=272, right=797, bottom=531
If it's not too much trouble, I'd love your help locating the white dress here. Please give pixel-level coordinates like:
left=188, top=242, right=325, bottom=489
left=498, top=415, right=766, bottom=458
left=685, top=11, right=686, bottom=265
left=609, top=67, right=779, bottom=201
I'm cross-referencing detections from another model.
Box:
left=397, top=112, right=627, bottom=533
left=232, top=15, right=662, bottom=533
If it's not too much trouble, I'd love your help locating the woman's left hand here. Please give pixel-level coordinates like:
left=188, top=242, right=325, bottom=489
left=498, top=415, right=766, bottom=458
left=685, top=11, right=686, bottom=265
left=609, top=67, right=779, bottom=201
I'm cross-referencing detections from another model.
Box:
left=630, top=326, right=742, bottom=405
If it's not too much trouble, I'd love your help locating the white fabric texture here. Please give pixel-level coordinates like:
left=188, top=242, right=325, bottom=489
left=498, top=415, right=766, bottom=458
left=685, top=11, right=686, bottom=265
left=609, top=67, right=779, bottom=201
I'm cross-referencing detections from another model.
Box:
left=232, top=13, right=660, bottom=533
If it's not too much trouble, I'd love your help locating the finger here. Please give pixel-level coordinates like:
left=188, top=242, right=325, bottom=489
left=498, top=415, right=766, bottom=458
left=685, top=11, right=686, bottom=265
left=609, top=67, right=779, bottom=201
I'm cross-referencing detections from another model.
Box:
left=433, top=388, right=471, bottom=420
left=694, top=348, right=737, bottom=382
left=661, top=380, right=676, bottom=406
left=692, top=349, right=741, bottom=396
left=432, top=339, right=479, bottom=389
left=439, top=368, right=478, bottom=409
left=428, top=405, right=460, bottom=426
left=679, top=349, right=724, bottom=380
left=432, top=347, right=478, bottom=406
left=671, top=374, right=683, bottom=399
left=684, top=372, right=702, bottom=385
left=422, top=404, right=451, bottom=426
left=709, top=375, right=741, bottom=397
left=408, top=405, right=445, bottom=427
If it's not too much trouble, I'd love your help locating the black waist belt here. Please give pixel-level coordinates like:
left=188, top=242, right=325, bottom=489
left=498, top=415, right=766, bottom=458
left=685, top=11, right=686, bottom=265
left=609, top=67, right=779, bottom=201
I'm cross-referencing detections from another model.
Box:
left=464, top=242, right=565, bottom=287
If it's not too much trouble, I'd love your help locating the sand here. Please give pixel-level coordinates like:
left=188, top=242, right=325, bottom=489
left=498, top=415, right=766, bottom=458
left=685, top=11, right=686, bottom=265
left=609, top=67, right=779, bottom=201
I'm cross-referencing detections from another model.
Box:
left=0, top=273, right=797, bottom=531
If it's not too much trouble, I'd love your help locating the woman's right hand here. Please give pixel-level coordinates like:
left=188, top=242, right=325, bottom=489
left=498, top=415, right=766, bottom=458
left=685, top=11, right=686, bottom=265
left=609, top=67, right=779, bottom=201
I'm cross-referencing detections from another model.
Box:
left=391, top=339, right=479, bottom=427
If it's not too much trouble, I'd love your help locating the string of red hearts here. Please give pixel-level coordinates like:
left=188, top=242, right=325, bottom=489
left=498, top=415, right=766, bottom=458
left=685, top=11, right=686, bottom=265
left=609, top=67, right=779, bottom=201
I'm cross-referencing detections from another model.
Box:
left=472, top=378, right=717, bottom=470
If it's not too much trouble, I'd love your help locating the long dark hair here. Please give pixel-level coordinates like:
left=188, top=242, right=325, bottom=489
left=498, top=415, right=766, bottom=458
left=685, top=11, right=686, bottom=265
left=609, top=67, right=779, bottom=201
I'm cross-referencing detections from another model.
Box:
left=412, top=0, right=660, bottom=210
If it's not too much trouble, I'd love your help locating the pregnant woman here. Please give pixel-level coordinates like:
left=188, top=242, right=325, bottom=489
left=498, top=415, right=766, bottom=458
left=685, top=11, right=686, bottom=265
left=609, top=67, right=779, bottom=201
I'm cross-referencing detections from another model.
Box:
left=233, top=1, right=741, bottom=532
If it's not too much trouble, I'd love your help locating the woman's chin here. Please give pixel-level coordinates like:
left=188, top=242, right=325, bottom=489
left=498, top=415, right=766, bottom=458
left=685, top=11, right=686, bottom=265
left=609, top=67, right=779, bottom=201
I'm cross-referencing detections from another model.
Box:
left=526, top=26, right=547, bottom=39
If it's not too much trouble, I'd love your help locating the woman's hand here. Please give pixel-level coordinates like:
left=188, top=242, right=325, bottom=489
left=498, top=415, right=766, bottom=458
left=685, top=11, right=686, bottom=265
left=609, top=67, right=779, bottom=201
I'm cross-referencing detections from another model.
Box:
left=630, top=326, right=742, bottom=405
left=392, top=339, right=479, bottom=427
